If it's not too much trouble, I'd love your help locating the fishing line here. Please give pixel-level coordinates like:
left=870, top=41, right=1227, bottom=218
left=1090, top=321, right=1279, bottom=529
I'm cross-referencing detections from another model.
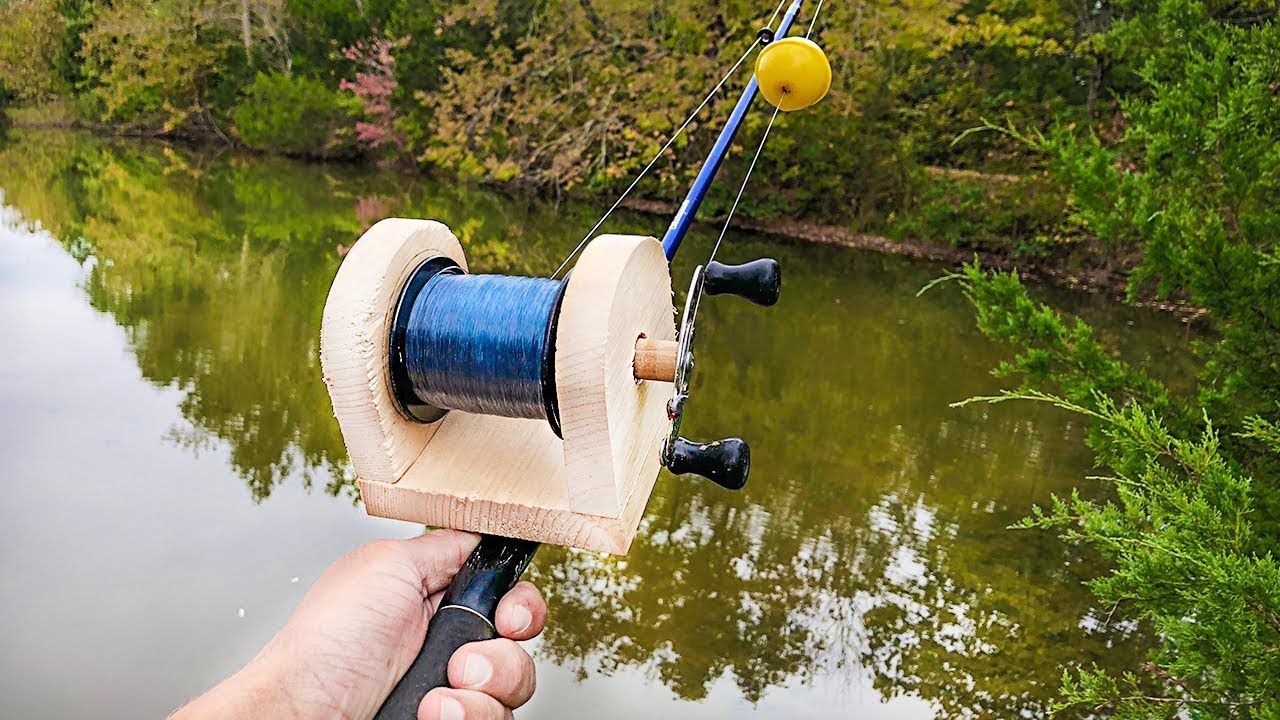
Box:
left=551, top=40, right=758, bottom=278
left=396, top=7, right=800, bottom=432
left=806, top=0, right=827, bottom=37
left=393, top=3, right=805, bottom=432
left=765, top=0, right=788, bottom=28
left=707, top=103, right=781, bottom=265
left=403, top=272, right=563, bottom=422
left=552, top=27, right=771, bottom=278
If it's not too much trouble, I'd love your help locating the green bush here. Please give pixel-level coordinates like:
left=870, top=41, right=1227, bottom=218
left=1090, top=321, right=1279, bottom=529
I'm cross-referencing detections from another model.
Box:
left=940, top=1, right=1280, bottom=715
left=230, top=72, right=360, bottom=159
left=887, top=169, right=1070, bottom=255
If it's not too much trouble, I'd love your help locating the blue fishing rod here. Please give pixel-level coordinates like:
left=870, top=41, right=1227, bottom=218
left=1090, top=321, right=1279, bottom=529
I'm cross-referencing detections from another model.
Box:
left=375, top=2, right=817, bottom=716
left=662, top=0, right=805, bottom=259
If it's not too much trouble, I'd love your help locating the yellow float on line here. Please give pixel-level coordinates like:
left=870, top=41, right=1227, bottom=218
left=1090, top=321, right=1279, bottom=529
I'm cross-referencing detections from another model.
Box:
left=754, top=37, right=832, bottom=112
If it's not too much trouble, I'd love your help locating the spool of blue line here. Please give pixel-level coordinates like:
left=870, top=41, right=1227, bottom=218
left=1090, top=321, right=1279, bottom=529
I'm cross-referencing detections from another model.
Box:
left=389, top=258, right=566, bottom=434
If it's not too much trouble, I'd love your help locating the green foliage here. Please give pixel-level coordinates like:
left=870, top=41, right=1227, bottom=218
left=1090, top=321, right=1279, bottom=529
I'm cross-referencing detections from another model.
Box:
left=945, top=262, right=1280, bottom=717
left=923, top=0, right=1087, bottom=167
left=933, top=8, right=1280, bottom=716
left=79, top=0, right=231, bottom=129
left=230, top=72, right=360, bottom=158
left=1030, top=0, right=1280, bottom=438
left=955, top=262, right=1178, bottom=421
left=410, top=0, right=997, bottom=218
left=8, top=0, right=1221, bottom=240
left=887, top=170, right=1069, bottom=254
left=76, top=0, right=293, bottom=130
left=961, top=390, right=1280, bottom=719
left=0, top=0, right=68, bottom=101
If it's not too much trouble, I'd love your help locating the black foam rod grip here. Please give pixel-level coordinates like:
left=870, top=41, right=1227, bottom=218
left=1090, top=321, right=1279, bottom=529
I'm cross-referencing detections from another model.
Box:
left=665, top=437, right=750, bottom=490
left=375, top=535, right=539, bottom=720
left=375, top=606, right=495, bottom=719
left=704, top=259, right=782, bottom=306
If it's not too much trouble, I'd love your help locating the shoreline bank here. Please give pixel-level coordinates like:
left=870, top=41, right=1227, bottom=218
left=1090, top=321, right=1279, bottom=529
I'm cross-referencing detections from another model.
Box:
left=4, top=118, right=1201, bottom=320
left=619, top=198, right=1202, bottom=320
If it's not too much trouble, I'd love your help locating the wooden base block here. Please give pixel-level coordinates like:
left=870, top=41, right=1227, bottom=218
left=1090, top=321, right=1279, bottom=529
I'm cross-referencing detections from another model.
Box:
left=321, top=220, right=675, bottom=554
left=357, top=416, right=662, bottom=554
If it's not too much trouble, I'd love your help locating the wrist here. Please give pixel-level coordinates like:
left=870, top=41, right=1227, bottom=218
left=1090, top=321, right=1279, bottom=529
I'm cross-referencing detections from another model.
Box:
left=171, top=650, right=310, bottom=720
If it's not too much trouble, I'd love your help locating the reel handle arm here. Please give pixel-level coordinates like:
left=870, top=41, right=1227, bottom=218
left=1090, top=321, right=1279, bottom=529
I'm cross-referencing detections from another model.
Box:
left=374, top=535, right=540, bottom=720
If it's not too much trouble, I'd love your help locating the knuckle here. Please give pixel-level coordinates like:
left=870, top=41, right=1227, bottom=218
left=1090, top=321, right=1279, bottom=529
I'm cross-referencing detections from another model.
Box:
left=458, top=638, right=534, bottom=701
left=356, top=538, right=402, bottom=560
left=494, top=640, right=536, bottom=705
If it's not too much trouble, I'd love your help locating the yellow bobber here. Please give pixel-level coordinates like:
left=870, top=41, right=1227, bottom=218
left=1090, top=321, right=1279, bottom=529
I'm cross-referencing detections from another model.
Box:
left=754, top=37, right=832, bottom=112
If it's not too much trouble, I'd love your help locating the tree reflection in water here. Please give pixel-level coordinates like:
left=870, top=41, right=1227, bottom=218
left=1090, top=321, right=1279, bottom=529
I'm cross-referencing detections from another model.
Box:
left=1, top=129, right=1164, bottom=717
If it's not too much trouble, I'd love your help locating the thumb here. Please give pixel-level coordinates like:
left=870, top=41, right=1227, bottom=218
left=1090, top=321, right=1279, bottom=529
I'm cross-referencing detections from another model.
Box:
left=399, top=529, right=482, bottom=595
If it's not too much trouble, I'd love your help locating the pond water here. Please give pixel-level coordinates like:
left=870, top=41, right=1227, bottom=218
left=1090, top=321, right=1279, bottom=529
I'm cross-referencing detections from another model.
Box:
left=0, top=129, right=1193, bottom=719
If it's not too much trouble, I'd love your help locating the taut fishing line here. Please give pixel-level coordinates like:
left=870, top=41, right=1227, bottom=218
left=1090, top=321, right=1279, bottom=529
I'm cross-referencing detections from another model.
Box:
left=552, top=2, right=795, bottom=279
left=550, top=41, right=758, bottom=278
left=707, top=103, right=781, bottom=265
left=388, top=0, right=827, bottom=441
left=806, top=0, right=827, bottom=36
left=394, top=16, right=780, bottom=433
left=766, top=0, right=789, bottom=28
left=709, top=0, right=827, bottom=264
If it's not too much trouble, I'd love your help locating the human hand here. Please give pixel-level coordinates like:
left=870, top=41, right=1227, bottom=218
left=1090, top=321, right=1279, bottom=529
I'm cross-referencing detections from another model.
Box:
left=174, top=530, right=547, bottom=720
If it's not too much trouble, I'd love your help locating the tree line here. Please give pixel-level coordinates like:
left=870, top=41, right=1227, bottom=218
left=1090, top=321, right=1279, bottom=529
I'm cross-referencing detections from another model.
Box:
left=3, top=0, right=1263, bottom=261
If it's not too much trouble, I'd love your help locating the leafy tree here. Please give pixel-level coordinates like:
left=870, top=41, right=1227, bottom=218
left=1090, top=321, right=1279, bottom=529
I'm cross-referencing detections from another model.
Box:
left=1039, top=0, right=1280, bottom=443
left=946, top=264, right=1280, bottom=717
left=339, top=37, right=406, bottom=153
left=231, top=71, right=360, bottom=157
left=0, top=0, right=69, bottom=101
left=78, top=0, right=294, bottom=131
left=79, top=0, right=233, bottom=130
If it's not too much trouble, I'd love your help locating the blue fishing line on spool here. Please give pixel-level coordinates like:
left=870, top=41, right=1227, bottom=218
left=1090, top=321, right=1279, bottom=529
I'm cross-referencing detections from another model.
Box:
left=404, top=273, right=562, bottom=420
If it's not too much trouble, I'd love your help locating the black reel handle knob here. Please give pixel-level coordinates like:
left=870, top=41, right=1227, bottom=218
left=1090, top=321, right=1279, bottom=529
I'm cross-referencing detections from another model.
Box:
left=665, top=437, right=750, bottom=490
left=704, top=258, right=782, bottom=307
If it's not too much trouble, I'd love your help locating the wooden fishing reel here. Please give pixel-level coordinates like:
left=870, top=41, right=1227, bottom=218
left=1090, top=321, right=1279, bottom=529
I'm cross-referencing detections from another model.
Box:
left=317, top=2, right=824, bottom=714
left=321, top=219, right=780, bottom=554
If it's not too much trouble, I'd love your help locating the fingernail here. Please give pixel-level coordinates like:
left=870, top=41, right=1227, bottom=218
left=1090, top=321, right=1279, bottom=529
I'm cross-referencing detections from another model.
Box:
left=462, top=653, right=493, bottom=687
left=439, top=695, right=465, bottom=720
left=510, top=603, right=533, bottom=634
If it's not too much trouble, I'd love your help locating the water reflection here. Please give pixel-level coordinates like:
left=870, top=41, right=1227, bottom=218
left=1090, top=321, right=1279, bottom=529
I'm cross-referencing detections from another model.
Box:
left=0, top=129, right=1165, bottom=717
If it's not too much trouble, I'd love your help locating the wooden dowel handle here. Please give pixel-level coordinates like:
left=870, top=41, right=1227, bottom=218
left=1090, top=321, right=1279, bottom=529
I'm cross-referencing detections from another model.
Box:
left=634, top=338, right=678, bottom=383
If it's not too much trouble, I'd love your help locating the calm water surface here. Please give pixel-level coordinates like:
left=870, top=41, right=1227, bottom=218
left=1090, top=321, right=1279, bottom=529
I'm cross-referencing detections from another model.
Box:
left=0, top=130, right=1192, bottom=719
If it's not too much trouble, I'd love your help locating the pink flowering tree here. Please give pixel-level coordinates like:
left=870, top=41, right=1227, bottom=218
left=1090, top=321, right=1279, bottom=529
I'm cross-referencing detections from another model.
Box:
left=339, top=37, right=408, bottom=153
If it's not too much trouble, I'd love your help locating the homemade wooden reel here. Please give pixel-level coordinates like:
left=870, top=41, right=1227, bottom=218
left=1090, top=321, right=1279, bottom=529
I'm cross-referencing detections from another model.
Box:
left=321, top=218, right=767, bottom=554
left=319, top=2, right=820, bottom=714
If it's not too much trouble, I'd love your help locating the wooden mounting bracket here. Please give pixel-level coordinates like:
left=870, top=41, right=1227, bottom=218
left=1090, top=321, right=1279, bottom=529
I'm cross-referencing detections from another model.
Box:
left=320, top=218, right=675, bottom=554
